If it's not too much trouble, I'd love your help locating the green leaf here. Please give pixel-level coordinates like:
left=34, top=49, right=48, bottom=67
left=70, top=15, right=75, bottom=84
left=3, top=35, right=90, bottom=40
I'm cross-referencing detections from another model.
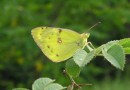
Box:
left=102, top=43, right=125, bottom=70
left=102, top=41, right=118, bottom=50
left=73, top=49, right=95, bottom=67
left=12, top=88, right=29, bottom=90
left=32, top=78, right=54, bottom=90
left=32, top=78, right=65, bottom=90
left=44, top=83, right=65, bottom=90
left=118, top=38, right=130, bottom=47
left=124, top=47, right=130, bottom=54
left=65, top=59, right=81, bottom=77
left=118, top=38, right=130, bottom=54
left=73, top=49, right=87, bottom=67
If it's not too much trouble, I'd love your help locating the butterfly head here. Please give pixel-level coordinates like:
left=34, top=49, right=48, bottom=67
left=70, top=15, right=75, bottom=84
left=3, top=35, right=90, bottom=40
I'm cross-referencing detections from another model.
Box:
left=80, top=33, right=90, bottom=48
left=81, top=33, right=90, bottom=39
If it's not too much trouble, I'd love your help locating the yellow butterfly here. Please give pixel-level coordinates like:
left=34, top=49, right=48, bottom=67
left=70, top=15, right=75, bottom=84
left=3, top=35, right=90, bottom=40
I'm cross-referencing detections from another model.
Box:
left=31, top=27, right=90, bottom=62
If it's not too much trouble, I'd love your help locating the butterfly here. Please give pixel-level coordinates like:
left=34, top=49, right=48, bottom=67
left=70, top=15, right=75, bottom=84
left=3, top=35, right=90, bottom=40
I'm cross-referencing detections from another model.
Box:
left=31, top=27, right=90, bottom=62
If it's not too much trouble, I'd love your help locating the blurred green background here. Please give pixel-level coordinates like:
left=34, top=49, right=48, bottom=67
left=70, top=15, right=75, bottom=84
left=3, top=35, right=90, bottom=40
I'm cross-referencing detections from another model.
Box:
left=0, top=0, right=130, bottom=90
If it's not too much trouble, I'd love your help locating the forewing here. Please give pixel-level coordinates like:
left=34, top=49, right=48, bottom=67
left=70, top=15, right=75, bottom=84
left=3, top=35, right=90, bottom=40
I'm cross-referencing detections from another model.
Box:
left=31, top=27, right=82, bottom=62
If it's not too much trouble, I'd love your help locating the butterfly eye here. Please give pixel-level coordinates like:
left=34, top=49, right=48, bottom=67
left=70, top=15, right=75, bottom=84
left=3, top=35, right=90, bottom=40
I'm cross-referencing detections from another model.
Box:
left=81, top=33, right=90, bottom=38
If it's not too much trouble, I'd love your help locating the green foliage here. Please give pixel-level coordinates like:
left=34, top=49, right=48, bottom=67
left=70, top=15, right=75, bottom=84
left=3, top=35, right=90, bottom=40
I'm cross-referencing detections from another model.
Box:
left=12, top=88, right=29, bottom=90
left=118, top=38, right=130, bottom=54
left=32, top=78, right=65, bottom=90
left=13, top=78, right=65, bottom=90
left=13, top=38, right=130, bottom=89
left=73, top=49, right=95, bottom=67
left=102, top=42, right=125, bottom=70
left=65, top=38, right=128, bottom=78
left=1, top=0, right=130, bottom=90
left=82, top=77, right=130, bottom=90
left=65, top=59, right=81, bottom=77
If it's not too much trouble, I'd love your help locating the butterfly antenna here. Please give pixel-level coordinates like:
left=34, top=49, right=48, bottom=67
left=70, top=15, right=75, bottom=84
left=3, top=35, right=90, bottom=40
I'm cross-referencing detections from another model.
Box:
left=87, top=22, right=101, bottom=32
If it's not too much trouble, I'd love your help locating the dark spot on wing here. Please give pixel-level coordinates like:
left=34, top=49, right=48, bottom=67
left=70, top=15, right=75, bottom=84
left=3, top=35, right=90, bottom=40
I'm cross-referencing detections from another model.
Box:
left=51, top=50, right=53, bottom=53
left=56, top=54, right=59, bottom=57
left=57, top=37, right=62, bottom=44
left=77, top=42, right=80, bottom=46
left=47, top=45, right=50, bottom=48
left=58, top=28, right=62, bottom=33
left=48, top=37, right=51, bottom=39
left=75, top=40, right=82, bottom=47
left=41, top=27, right=47, bottom=29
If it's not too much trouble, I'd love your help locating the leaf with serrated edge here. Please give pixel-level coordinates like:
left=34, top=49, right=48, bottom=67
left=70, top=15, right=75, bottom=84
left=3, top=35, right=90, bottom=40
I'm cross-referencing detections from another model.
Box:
left=83, top=50, right=95, bottom=66
left=118, top=38, right=130, bottom=47
left=103, top=41, right=118, bottom=50
left=12, top=88, right=29, bottom=90
left=44, top=83, right=66, bottom=90
left=73, top=49, right=95, bottom=67
left=124, top=47, right=130, bottom=54
left=32, top=78, right=65, bottom=90
left=118, top=38, right=130, bottom=54
left=102, top=43, right=125, bottom=70
left=73, top=49, right=87, bottom=67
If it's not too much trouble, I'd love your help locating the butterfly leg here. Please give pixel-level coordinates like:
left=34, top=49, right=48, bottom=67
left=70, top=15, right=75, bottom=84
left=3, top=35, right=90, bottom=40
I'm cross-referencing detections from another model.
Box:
left=88, top=42, right=95, bottom=48
left=86, top=42, right=94, bottom=51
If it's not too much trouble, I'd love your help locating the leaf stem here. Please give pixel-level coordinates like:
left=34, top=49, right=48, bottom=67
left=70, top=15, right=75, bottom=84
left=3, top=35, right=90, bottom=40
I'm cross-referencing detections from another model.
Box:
left=63, top=70, right=92, bottom=90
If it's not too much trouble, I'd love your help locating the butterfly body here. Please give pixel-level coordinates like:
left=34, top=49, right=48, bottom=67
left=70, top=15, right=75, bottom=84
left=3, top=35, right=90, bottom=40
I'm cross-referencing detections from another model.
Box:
left=31, top=27, right=89, bottom=62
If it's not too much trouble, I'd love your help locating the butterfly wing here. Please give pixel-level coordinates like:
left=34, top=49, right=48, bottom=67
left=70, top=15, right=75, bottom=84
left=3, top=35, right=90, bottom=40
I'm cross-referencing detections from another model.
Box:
left=31, top=27, right=84, bottom=62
